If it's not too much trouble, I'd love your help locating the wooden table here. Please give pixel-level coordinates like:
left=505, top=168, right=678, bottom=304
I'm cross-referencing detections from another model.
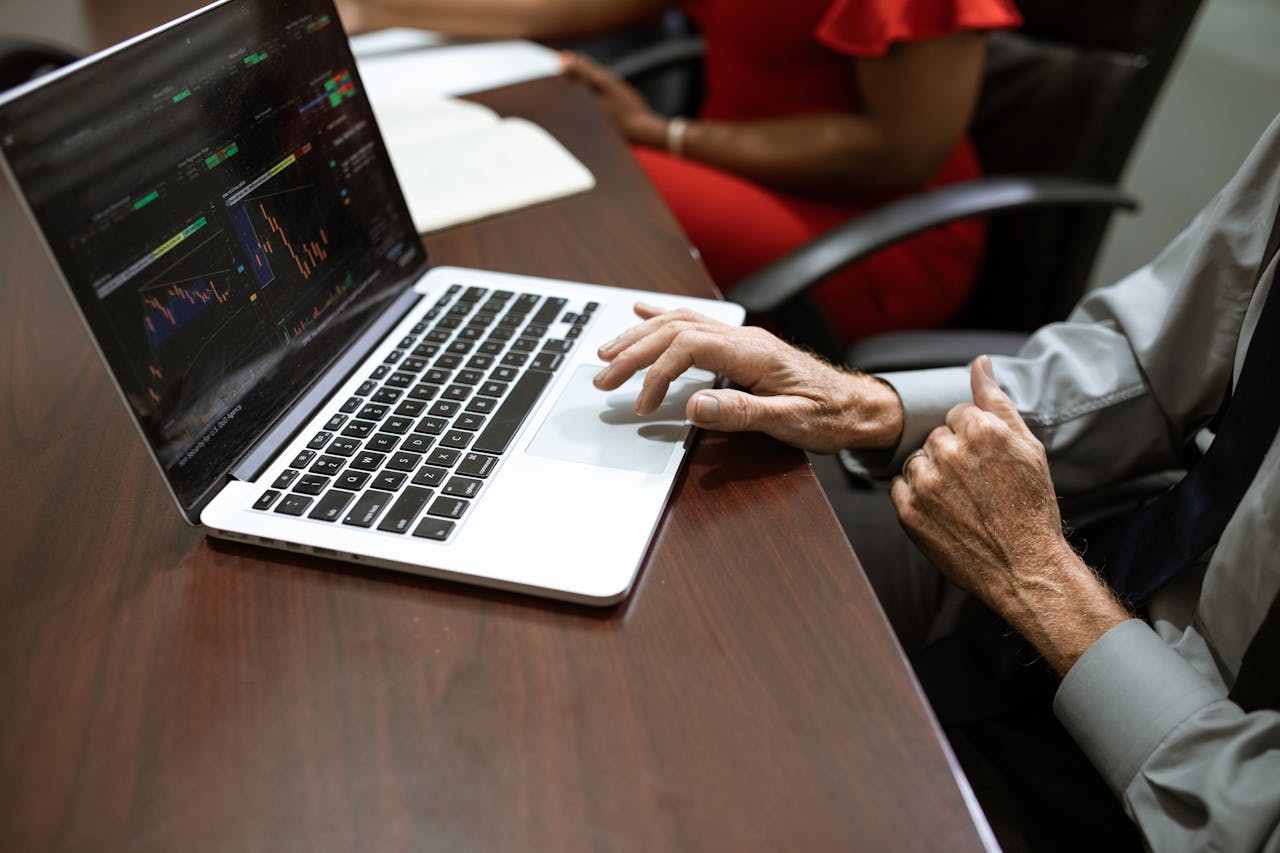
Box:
left=0, top=3, right=990, bottom=850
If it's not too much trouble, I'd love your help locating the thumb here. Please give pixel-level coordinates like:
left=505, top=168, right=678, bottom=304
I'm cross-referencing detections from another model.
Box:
left=687, top=388, right=792, bottom=434
left=970, top=355, right=1028, bottom=434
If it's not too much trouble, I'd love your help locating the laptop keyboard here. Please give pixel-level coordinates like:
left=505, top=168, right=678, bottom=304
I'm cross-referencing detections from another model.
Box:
left=250, top=283, right=597, bottom=541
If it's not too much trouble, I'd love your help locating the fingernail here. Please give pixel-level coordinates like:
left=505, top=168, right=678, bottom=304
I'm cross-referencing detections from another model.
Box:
left=980, top=355, right=995, bottom=377
left=594, top=367, right=609, bottom=385
left=598, top=336, right=620, bottom=356
left=694, top=393, right=718, bottom=423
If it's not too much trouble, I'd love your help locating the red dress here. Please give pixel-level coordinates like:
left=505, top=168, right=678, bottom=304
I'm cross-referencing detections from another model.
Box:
left=634, top=0, right=1022, bottom=342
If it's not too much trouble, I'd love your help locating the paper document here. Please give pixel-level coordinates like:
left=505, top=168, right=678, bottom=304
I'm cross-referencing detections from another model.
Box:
left=369, top=96, right=596, bottom=233
left=350, top=28, right=562, bottom=98
left=349, top=29, right=595, bottom=233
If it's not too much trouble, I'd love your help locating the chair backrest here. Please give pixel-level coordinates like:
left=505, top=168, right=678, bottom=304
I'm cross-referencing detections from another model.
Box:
left=956, top=0, right=1204, bottom=331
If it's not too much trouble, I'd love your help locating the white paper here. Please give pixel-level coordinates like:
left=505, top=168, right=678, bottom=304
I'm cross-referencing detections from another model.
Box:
left=351, top=30, right=562, bottom=99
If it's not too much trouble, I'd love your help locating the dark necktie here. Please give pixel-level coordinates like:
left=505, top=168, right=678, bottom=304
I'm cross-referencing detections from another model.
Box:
left=915, top=201, right=1280, bottom=724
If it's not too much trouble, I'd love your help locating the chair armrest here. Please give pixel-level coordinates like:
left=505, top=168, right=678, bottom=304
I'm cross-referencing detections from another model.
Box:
left=608, top=36, right=705, bottom=82
left=0, top=38, right=80, bottom=91
left=846, top=329, right=1031, bottom=373
left=730, top=176, right=1137, bottom=315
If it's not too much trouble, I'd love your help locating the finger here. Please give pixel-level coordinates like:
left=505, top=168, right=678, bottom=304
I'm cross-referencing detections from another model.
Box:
left=634, top=327, right=733, bottom=411
left=889, top=475, right=913, bottom=518
left=559, top=51, right=616, bottom=91
left=944, top=402, right=978, bottom=435
left=685, top=388, right=816, bottom=438
left=597, top=307, right=721, bottom=363
left=970, top=356, right=1032, bottom=438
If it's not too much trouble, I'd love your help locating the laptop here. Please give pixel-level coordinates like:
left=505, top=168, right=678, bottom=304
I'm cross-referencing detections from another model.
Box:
left=0, top=0, right=743, bottom=605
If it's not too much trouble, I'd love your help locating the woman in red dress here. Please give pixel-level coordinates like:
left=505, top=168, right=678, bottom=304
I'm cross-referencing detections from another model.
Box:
left=337, top=0, right=1022, bottom=343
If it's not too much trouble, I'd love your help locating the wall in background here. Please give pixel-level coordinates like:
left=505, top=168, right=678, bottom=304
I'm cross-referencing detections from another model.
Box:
left=1090, top=0, right=1280, bottom=288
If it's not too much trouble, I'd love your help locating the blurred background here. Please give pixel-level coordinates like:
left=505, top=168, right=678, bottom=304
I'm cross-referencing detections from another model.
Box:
left=6, top=0, right=1278, bottom=291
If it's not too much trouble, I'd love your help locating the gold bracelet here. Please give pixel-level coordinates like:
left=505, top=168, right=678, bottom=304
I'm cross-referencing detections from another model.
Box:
left=666, top=117, right=689, bottom=158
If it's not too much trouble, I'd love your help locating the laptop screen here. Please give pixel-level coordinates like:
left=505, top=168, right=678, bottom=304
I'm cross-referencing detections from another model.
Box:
left=0, top=0, right=426, bottom=513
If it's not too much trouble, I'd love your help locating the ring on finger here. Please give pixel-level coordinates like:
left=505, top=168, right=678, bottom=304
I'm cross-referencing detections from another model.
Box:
left=902, top=448, right=928, bottom=481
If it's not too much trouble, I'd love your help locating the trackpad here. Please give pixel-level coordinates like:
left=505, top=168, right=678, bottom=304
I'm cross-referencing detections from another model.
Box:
left=525, top=365, right=709, bottom=474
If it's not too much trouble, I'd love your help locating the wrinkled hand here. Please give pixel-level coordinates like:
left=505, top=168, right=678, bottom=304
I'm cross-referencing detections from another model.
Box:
left=560, top=52, right=668, bottom=148
left=593, top=304, right=903, bottom=453
left=891, top=357, right=1127, bottom=672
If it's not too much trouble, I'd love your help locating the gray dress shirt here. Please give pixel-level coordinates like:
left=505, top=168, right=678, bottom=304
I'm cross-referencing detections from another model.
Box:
left=871, top=113, right=1280, bottom=851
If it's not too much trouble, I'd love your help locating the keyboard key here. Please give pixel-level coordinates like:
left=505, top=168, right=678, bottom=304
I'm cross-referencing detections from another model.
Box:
left=311, top=455, right=344, bottom=476
left=372, top=471, right=407, bottom=491
left=479, top=381, right=508, bottom=397
left=398, top=335, right=416, bottom=349
left=307, top=431, right=333, bottom=450
left=366, top=433, right=399, bottom=454
left=461, top=286, right=487, bottom=303
left=339, top=396, right=361, bottom=414
left=584, top=301, right=599, bottom=313
left=447, top=340, right=474, bottom=356
left=522, top=323, right=548, bottom=339
left=429, top=400, right=460, bottom=418
left=473, top=368, right=553, bottom=455
left=388, top=451, right=423, bottom=472
left=372, top=387, right=402, bottom=404
left=385, top=372, right=414, bottom=389
left=435, top=354, right=463, bottom=370
left=530, top=352, right=563, bottom=371
left=424, top=368, right=451, bottom=385
left=378, top=486, right=435, bottom=534
left=351, top=451, right=387, bottom=472
left=543, top=339, right=573, bottom=354
left=457, top=452, right=498, bottom=478
left=342, top=420, right=376, bottom=439
left=328, top=436, right=360, bottom=456
left=465, top=397, right=496, bottom=415
left=323, top=414, right=348, bottom=431
left=415, top=416, right=448, bottom=435
left=443, top=476, right=482, bottom=498
left=426, top=329, right=450, bottom=343
left=271, top=468, right=298, bottom=489
left=253, top=490, right=281, bottom=510
left=510, top=338, right=537, bottom=353
left=411, top=343, right=439, bottom=359
left=294, top=474, right=329, bottom=496
left=411, top=465, right=449, bottom=487
left=478, top=340, right=504, bottom=355
left=289, top=449, right=316, bottom=468
left=401, top=357, right=428, bottom=373
left=308, top=489, right=354, bottom=521
left=454, top=413, right=486, bottom=432
left=342, top=490, right=393, bottom=528
left=335, top=470, right=370, bottom=490
left=412, top=517, right=455, bottom=541
left=408, top=383, right=440, bottom=401
left=384, top=416, right=414, bottom=435
left=441, top=430, right=472, bottom=449
left=427, top=496, right=469, bottom=519
left=428, top=447, right=461, bottom=467
left=490, top=366, right=518, bottom=383
left=501, top=352, right=528, bottom=367
left=383, top=349, right=403, bottom=365
left=395, top=400, right=426, bottom=417
left=533, top=296, right=567, bottom=324
left=275, top=494, right=313, bottom=516
left=356, top=380, right=376, bottom=396
left=442, top=384, right=471, bottom=402
left=487, top=326, right=514, bottom=342
left=401, top=434, right=434, bottom=454
left=357, top=403, right=389, bottom=421
left=369, top=365, right=389, bottom=380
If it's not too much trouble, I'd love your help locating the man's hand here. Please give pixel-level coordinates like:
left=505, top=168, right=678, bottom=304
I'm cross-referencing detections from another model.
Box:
left=593, top=303, right=903, bottom=453
left=560, top=52, right=669, bottom=150
left=890, top=356, right=1128, bottom=675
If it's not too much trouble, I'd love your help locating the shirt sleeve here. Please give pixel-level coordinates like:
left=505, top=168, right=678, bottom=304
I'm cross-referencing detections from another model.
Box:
left=816, top=0, right=1022, bottom=58
left=846, top=112, right=1280, bottom=492
left=1055, top=620, right=1280, bottom=852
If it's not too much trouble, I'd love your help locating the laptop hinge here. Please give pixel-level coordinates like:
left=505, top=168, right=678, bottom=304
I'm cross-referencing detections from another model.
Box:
left=228, top=287, right=425, bottom=485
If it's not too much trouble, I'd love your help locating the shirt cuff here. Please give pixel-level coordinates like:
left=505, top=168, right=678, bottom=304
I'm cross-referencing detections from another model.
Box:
left=1053, top=619, right=1224, bottom=796
left=842, top=366, right=971, bottom=477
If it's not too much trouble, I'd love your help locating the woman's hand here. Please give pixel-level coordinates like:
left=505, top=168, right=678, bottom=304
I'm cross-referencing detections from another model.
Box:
left=560, top=52, right=669, bottom=149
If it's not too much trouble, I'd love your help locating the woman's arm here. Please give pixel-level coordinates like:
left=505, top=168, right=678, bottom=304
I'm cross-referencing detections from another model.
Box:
left=682, top=32, right=989, bottom=197
left=335, top=0, right=675, bottom=39
left=566, top=30, right=987, bottom=199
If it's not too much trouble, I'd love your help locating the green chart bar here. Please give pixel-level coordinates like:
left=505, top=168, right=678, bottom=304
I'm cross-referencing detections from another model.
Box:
left=133, top=191, right=159, bottom=211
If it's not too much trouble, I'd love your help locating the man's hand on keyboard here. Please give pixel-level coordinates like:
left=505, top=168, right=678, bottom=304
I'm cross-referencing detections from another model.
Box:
left=593, top=304, right=904, bottom=454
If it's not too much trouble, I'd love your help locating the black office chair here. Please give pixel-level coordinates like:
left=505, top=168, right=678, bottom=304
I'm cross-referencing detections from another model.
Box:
left=0, top=38, right=80, bottom=92
left=611, top=0, right=1205, bottom=370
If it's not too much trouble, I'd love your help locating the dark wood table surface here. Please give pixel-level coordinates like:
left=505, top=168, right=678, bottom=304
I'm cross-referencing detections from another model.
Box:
left=0, top=3, right=990, bottom=850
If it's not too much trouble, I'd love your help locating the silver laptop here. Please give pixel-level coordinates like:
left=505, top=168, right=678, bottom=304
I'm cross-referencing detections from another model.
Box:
left=0, top=0, right=743, bottom=604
